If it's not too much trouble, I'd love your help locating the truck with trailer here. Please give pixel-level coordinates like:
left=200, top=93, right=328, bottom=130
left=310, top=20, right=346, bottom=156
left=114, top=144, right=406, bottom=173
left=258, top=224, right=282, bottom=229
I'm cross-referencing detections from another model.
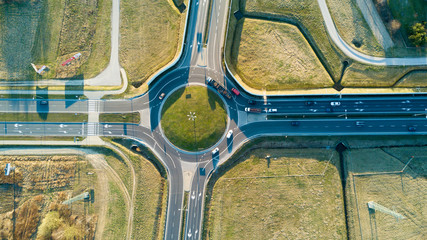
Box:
left=245, top=107, right=262, bottom=113
left=206, top=77, right=232, bottom=99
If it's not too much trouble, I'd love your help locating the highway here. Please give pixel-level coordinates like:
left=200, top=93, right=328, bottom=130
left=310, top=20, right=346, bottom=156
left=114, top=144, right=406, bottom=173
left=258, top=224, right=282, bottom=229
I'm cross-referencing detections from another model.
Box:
left=1, top=0, right=427, bottom=239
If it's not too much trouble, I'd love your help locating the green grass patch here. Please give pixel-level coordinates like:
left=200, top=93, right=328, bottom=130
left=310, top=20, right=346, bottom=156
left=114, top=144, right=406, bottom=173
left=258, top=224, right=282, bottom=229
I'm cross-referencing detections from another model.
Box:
left=0, top=136, right=81, bottom=141
left=99, top=112, right=140, bottom=124
left=119, top=0, right=185, bottom=89
left=102, top=181, right=127, bottom=240
left=0, top=0, right=110, bottom=81
left=235, top=19, right=333, bottom=90
left=0, top=113, right=87, bottom=122
left=161, top=86, right=227, bottom=151
left=388, top=0, right=426, bottom=37
left=204, top=148, right=346, bottom=239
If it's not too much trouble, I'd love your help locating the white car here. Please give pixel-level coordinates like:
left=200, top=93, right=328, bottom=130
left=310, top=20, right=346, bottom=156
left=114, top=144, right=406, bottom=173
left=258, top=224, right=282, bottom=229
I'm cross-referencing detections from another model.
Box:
left=330, top=102, right=341, bottom=106
left=268, top=108, right=278, bottom=113
left=226, top=130, right=233, bottom=139
left=212, top=147, right=219, bottom=154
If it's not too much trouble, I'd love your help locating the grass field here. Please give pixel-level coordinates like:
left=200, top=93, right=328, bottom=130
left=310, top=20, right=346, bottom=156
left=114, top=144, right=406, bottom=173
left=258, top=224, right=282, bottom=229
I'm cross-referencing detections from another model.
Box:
left=109, top=138, right=168, bottom=239
left=204, top=148, right=346, bottom=239
left=235, top=19, right=333, bottom=90
left=395, top=71, right=427, bottom=87
left=226, top=0, right=427, bottom=91
left=0, top=148, right=138, bottom=239
left=103, top=181, right=127, bottom=239
left=243, top=0, right=343, bottom=79
left=344, top=148, right=426, bottom=240
left=161, top=86, right=227, bottom=151
left=99, top=112, right=141, bottom=124
left=327, top=0, right=385, bottom=57
left=0, top=155, right=98, bottom=238
left=0, top=0, right=111, bottom=81
left=0, top=112, right=88, bottom=122
left=119, top=0, right=186, bottom=90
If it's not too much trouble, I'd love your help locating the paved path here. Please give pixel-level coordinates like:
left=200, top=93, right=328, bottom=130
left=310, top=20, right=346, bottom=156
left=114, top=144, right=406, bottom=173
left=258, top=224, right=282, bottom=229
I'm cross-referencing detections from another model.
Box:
left=356, top=0, right=394, bottom=49
left=317, top=0, right=427, bottom=66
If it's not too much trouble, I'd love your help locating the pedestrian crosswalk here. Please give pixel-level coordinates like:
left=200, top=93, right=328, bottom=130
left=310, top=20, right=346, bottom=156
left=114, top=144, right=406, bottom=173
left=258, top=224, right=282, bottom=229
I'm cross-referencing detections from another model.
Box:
left=87, top=123, right=98, bottom=136
left=88, top=100, right=99, bottom=113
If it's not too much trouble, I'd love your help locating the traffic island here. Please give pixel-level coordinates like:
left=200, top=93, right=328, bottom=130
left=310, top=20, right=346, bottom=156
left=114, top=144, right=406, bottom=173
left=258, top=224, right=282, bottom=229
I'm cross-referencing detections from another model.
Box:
left=160, top=85, right=227, bottom=152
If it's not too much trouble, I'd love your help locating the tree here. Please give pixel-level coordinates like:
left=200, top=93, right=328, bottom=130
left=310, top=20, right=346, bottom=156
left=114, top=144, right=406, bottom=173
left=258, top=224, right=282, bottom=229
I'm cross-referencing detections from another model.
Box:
left=408, top=23, right=427, bottom=47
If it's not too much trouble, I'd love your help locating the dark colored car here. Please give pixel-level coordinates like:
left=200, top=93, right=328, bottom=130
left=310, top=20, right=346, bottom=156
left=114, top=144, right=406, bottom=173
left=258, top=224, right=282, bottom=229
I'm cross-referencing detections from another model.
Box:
left=291, top=121, right=299, bottom=126
left=248, top=100, right=256, bottom=105
left=305, top=101, right=314, bottom=106
left=325, top=108, right=333, bottom=112
left=408, top=126, right=417, bottom=132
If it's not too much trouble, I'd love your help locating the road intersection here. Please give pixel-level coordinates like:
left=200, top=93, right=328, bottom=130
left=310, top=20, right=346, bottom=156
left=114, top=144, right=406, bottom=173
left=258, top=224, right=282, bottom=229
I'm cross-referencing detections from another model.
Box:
left=2, top=0, right=427, bottom=240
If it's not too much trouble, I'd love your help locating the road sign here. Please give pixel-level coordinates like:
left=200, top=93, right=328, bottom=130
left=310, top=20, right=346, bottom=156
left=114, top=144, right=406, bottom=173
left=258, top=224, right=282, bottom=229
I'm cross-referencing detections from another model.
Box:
left=4, top=163, right=11, bottom=176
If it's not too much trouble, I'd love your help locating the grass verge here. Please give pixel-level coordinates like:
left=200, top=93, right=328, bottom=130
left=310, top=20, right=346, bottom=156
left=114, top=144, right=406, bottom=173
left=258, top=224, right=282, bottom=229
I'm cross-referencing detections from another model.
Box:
left=102, top=181, right=127, bottom=239
left=203, top=148, right=346, bottom=239
left=99, top=112, right=140, bottom=124
left=107, top=138, right=168, bottom=239
left=161, top=86, right=227, bottom=151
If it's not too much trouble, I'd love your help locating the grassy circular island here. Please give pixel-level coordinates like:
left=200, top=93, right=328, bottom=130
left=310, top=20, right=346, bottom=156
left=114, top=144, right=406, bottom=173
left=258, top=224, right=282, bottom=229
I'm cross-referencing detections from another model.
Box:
left=160, top=86, right=227, bottom=151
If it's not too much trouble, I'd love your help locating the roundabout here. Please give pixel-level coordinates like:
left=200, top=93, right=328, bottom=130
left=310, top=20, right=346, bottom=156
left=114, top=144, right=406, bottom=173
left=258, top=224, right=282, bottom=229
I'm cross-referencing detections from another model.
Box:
left=160, top=85, right=228, bottom=152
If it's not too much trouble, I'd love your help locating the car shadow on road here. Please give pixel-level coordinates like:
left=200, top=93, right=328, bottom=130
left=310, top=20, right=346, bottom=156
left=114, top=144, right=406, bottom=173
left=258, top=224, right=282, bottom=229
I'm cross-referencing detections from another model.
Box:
left=64, top=74, right=84, bottom=108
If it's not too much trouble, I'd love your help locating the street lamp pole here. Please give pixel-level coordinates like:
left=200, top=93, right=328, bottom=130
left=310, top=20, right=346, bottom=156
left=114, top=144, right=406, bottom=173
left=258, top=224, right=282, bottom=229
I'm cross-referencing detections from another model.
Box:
left=187, top=112, right=197, bottom=153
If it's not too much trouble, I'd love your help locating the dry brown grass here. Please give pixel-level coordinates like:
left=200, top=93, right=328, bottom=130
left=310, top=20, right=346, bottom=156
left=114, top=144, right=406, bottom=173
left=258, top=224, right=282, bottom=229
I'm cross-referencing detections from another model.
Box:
left=344, top=148, right=426, bottom=240
left=0, top=0, right=111, bottom=80
left=326, top=0, right=385, bottom=57
left=0, top=155, right=83, bottom=191
left=228, top=0, right=427, bottom=91
left=395, top=71, right=427, bottom=87
left=119, top=0, right=186, bottom=88
left=109, top=139, right=168, bottom=239
left=235, top=19, right=333, bottom=90
left=205, top=148, right=346, bottom=239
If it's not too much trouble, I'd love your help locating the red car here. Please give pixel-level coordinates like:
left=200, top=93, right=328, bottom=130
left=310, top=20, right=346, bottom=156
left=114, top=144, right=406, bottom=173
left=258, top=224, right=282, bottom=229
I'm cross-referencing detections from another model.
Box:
left=231, top=88, right=240, bottom=95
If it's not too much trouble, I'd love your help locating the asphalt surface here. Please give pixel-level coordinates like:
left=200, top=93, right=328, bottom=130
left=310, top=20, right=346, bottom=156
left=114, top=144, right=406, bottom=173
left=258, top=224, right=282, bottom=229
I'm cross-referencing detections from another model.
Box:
left=2, top=0, right=427, bottom=240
